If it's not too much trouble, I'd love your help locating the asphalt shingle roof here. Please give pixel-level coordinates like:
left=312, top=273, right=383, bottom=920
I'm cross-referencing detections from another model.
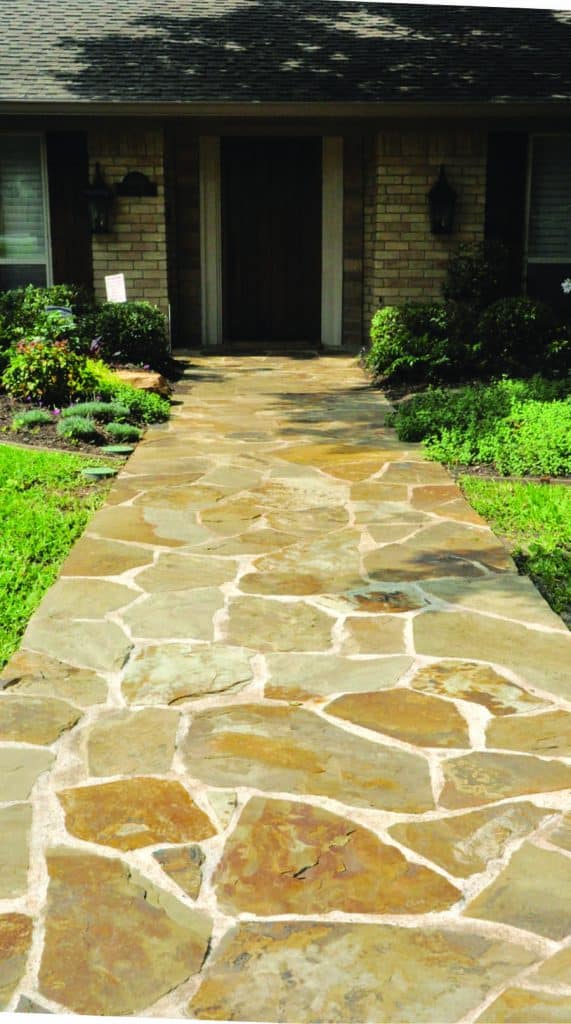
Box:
left=2, top=0, right=571, bottom=106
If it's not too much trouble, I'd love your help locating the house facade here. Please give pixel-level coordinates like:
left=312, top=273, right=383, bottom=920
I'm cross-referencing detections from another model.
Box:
left=1, top=1, right=571, bottom=349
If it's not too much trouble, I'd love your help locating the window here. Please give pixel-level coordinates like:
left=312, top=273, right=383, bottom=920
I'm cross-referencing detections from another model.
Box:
left=0, top=135, right=51, bottom=290
left=526, top=135, right=571, bottom=310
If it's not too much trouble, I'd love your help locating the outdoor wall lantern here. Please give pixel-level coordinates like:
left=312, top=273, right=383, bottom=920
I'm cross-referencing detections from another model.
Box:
left=427, top=165, right=456, bottom=235
left=115, top=171, right=157, bottom=197
left=84, top=164, right=114, bottom=234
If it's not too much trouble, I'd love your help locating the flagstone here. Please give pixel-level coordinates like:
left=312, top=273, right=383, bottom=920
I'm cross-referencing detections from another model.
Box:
left=265, top=652, right=412, bottom=701
left=58, top=777, right=216, bottom=850
left=365, top=522, right=512, bottom=582
left=121, top=588, right=224, bottom=641
left=350, top=481, right=410, bottom=502
left=547, top=812, right=571, bottom=852
left=238, top=530, right=365, bottom=596
left=441, top=752, right=571, bottom=808
left=188, top=921, right=537, bottom=1023
left=252, top=478, right=350, bottom=511
left=415, top=610, right=571, bottom=701
left=0, top=650, right=107, bottom=707
left=423, top=575, right=565, bottom=629
left=224, top=597, right=333, bottom=651
left=22, top=617, right=132, bottom=673
left=60, top=537, right=153, bottom=577
left=0, top=747, right=54, bottom=800
left=198, top=528, right=298, bottom=556
left=88, top=505, right=212, bottom=547
left=30, top=578, right=135, bottom=620
left=265, top=506, right=349, bottom=535
left=278, top=443, right=398, bottom=480
left=328, top=689, right=470, bottom=748
left=135, top=552, right=236, bottom=593
left=389, top=803, right=552, bottom=878
left=0, top=804, right=32, bottom=897
left=531, top=945, right=571, bottom=985
left=487, top=710, right=571, bottom=757
left=411, top=486, right=484, bottom=525
left=476, top=988, right=571, bottom=1023
left=122, top=644, right=253, bottom=705
left=353, top=502, right=430, bottom=526
left=464, top=843, right=571, bottom=939
left=382, top=461, right=453, bottom=484
left=341, top=615, right=407, bottom=655
left=153, top=845, right=205, bottom=899
left=38, top=848, right=211, bottom=1015
left=131, top=483, right=226, bottom=511
left=182, top=704, right=434, bottom=812
left=0, top=695, right=81, bottom=745
left=86, top=709, right=179, bottom=776
left=364, top=523, right=425, bottom=545
left=411, top=661, right=548, bottom=716
left=0, top=915, right=33, bottom=1010
left=214, top=797, right=459, bottom=915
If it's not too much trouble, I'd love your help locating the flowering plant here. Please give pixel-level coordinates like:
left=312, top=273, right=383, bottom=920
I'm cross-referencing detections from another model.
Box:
left=1, top=338, right=98, bottom=406
left=562, top=279, right=571, bottom=295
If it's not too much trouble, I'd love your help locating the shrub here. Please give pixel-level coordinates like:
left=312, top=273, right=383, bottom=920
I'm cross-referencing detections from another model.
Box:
left=86, top=359, right=170, bottom=423
left=56, top=415, right=100, bottom=442
left=443, top=241, right=516, bottom=311
left=87, top=302, right=169, bottom=370
left=106, top=421, right=142, bottom=442
left=366, top=302, right=474, bottom=384
left=2, top=340, right=98, bottom=407
left=476, top=297, right=558, bottom=375
left=11, top=409, right=54, bottom=430
left=0, top=284, right=94, bottom=351
left=61, top=401, right=130, bottom=423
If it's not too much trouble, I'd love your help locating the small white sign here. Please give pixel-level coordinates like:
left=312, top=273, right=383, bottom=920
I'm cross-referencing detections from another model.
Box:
left=105, top=273, right=127, bottom=303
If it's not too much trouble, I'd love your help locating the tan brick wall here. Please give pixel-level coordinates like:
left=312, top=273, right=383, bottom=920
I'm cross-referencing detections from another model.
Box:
left=88, top=127, right=169, bottom=314
left=363, top=126, right=487, bottom=329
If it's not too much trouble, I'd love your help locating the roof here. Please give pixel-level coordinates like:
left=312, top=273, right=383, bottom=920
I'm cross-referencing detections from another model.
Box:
left=2, top=1, right=571, bottom=108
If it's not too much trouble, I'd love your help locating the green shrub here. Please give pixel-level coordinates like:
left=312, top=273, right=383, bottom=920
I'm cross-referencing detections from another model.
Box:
left=0, top=284, right=93, bottom=351
left=11, top=409, right=54, bottom=430
left=476, top=297, right=558, bottom=375
left=106, top=421, right=142, bottom=442
left=56, top=415, right=100, bottom=442
left=2, top=340, right=98, bottom=407
left=87, top=359, right=170, bottom=423
left=61, top=401, right=130, bottom=422
left=87, top=302, right=169, bottom=370
left=443, top=241, right=516, bottom=310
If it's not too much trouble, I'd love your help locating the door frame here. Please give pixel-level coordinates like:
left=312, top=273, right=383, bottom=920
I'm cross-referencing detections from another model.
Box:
left=199, top=134, right=344, bottom=347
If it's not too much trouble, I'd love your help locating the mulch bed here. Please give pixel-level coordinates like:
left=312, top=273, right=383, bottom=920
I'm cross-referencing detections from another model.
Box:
left=0, top=394, right=125, bottom=457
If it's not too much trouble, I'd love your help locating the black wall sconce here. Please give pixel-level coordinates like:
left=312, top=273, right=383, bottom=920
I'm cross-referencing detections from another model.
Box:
left=84, top=164, right=114, bottom=234
left=116, top=171, right=157, bottom=197
left=427, top=165, right=456, bottom=235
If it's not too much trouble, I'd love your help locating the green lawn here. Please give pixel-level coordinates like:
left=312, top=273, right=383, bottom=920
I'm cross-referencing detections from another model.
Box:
left=460, top=476, right=571, bottom=623
left=0, top=444, right=112, bottom=668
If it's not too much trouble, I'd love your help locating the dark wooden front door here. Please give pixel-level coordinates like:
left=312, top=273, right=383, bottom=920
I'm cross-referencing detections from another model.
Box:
left=221, top=137, right=322, bottom=344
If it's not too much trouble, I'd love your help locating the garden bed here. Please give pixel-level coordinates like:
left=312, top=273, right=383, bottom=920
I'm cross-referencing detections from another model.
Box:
left=0, top=394, right=112, bottom=456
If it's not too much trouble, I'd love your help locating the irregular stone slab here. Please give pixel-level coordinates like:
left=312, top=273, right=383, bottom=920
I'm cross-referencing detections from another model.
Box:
left=132, top=483, right=226, bottom=512
left=487, top=710, right=571, bottom=757
left=136, top=553, right=236, bottom=593
left=198, top=466, right=263, bottom=492
left=39, top=848, right=211, bottom=1015
left=423, top=575, right=566, bottom=630
left=214, top=797, right=459, bottom=915
left=441, top=752, right=571, bottom=808
left=278, top=443, right=398, bottom=481
left=1, top=650, right=107, bottom=706
left=122, top=588, right=224, bottom=642
left=265, top=653, right=412, bottom=701
left=354, top=501, right=430, bottom=527
left=225, top=598, right=333, bottom=652
left=328, top=690, right=470, bottom=748
left=0, top=747, right=54, bottom=800
left=341, top=615, right=407, bottom=655
left=547, top=812, right=571, bottom=852
left=476, top=988, right=571, bottom=1023
left=16, top=995, right=52, bottom=1013
left=60, top=537, right=153, bottom=577
left=32, top=578, right=135, bottom=620
left=200, top=495, right=264, bottom=533
left=265, top=506, right=349, bottom=535
left=365, top=523, right=423, bottom=544
left=188, top=921, right=537, bottom=1024
left=23, top=617, right=132, bottom=674
left=0, top=804, right=32, bottom=898
left=86, top=709, right=179, bottom=776
left=465, top=843, right=571, bottom=939
left=411, top=661, right=548, bottom=716
left=411, top=486, right=484, bottom=526
left=389, top=803, right=552, bottom=878
left=0, top=696, right=81, bottom=745
left=350, top=481, right=409, bottom=502
left=415, top=610, right=571, bottom=701
left=90, top=505, right=212, bottom=547
left=343, top=586, right=424, bottom=613
left=239, top=530, right=366, bottom=596
left=122, top=644, right=254, bottom=705
left=365, top=522, right=512, bottom=582
left=58, top=778, right=216, bottom=851
left=531, top=945, right=571, bottom=985
left=153, top=845, right=205, bottom=899
left=0, top=915, right=33, bottom=1010
left=254, top=477, right=349, bottom=512
left=383, top=461, right=453, bottom=484
left=199, top=529, right=298, bottom=557
left=182, top=705, right=434, bottom=813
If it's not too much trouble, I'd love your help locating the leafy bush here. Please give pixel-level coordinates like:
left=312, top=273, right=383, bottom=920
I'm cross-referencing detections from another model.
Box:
left=2, top=340, right=98, bottom=407
left=87, top=302, right=169, bottom=370
left=443, top=241, right=516, bottom=311
left=61, top=401, right=130, bottom=423
left=0, top=284, right=93, bottom=351
left=366, top=303, right=458, bottom=383
left=106, top=421, right=142, bottom=442
left=87, top=359, right=170, bottom=423
left=476, top=297, right=558, bottom=375
left=56, top=415, right=100, bottom=442
left=12, top=409, right=54, bottom=430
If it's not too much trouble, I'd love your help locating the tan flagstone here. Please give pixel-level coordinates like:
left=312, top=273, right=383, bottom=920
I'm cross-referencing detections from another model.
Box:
left=121, top=588, right=224, bottom=641
left=382, top=462, right=453, bottom=484
left=415, top=610, right=571, bottom=701
left=365, top=523, right=426, bottom=544
left=182, top=704, right=434, bottom=812
left=188, top=921, right=537, bottom=1023
left=0, top=915, right=33, bottom=1010
left=224, top=597, right=333, bottom=652
left=328, top=689, right=470, bottom=748
left=153, top=845, right=205, bottom=899
left=135, top=553, right=236, bottom=593
left=265, top=506, right=349, bottom=535
left=530, top=945, right=571, bottom=985
left=58, top=778, right=216, bottom=851
left=198, top=528, right=298, bottom=556
left=464, top=843, right=571, bottom=939
left=265, top=652, right=412, bottom=701
left=353, top=501, right=430, bottom=526
left=0, top=696, right=81, bottom=745
left=411, top=661, right=548, bottom=716
left=89, top=505, right=212, bottom=547
left=60, top=537, right=153, bottom=577
left=278, top=443, right=400, bottom=481
left=0, top=747, right=54, bottom=800
left=441, top=752, right=571, bottom=808
left=476, top=988, right=571, bottom=1023
left=0, top=804, right=32, bottom=897
left=131, top=483, right=226, bottom=511
left=350, top=481, right=410, bottom=502
left=0, top=650, right=107, bottom=707
left=411, top=486, right=484, bottom=525
left=213, top=797, right=460, bottom=915
left=38, top=848, right=211, bottom=1015
left=86, top=709, right=179, bottom=776
left=22, top=617, right=132, bottom=674
left=423, top=575, right=566, bottom=630
left=122, top=644, right=254, bottom=705
left=547, top=812, right=571, bottom=852
left=30, top=578, right=135, bottom=620
left=365, top=522, right=512, bottom=582
left=238, top=530, right=365, bottom=596
left=341, top=615, right=407, bottom=655
left=487, top=710, right=571, bottom=757
left=251, top=478, right=350, bottom=511
left=389, top=803, right=553, bottom=878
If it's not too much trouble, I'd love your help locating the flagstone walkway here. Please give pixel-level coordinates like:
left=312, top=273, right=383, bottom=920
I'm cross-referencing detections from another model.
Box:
left=1, top=355, right=571, bottom=1023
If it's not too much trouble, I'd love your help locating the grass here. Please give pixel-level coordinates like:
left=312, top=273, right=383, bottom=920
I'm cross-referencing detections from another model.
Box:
left=460, top=476, right=571, bottom=621
left=0, top=444, right=113, bottom=668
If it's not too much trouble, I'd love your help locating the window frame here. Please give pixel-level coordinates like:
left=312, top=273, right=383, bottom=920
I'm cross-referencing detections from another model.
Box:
left=525, top=132, right=571, bottom=267
left=0, top=132, right=53, bottom=286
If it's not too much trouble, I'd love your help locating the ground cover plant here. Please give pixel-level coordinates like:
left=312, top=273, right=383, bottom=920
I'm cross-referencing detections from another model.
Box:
left=0, top=444, right=113, bottom=668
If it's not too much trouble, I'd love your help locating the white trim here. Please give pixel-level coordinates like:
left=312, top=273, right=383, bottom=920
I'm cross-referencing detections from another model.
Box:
left=0, top=132, right=52, bottom=286
left=321, top=137, right=344, bottom=348
left=199, top=136, right=223, bottom=346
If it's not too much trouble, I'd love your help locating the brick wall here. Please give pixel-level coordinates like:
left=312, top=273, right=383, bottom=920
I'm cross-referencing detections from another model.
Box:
left=88, top=127, right=169, bottom=314
left=363, top=126, right=488, bottom=326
